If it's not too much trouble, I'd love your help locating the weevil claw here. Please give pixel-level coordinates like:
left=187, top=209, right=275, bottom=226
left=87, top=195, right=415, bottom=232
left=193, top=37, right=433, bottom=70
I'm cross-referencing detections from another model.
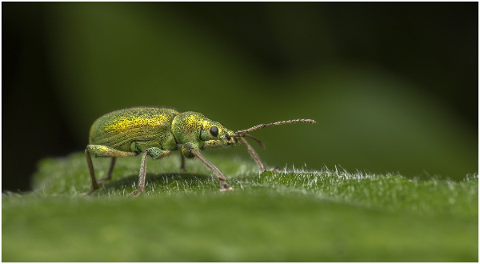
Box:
left=220, top=183, right=233, bottom=192
left=83, top=188, right=97, bottom=196
left=129, top=189, right=143, bottom=197
left=268, top=167, right=281, bottom=173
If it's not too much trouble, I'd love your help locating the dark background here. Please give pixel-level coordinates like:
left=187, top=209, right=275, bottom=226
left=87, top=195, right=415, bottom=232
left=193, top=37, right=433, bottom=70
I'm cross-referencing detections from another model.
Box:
left=3, top=2, right=478, bottom=192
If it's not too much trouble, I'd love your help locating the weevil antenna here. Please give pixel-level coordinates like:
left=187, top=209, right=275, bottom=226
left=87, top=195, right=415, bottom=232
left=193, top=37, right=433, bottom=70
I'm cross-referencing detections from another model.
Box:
left=235, top=119, right=317, bottom=134
left=235, top=134, right=265, bottom=148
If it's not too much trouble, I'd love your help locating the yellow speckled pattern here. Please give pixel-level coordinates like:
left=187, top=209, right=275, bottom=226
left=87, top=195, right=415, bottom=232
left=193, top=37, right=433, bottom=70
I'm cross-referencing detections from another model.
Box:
left=180, top=112, right=204, bottom=133
left=171, top=111, right=238, bottom=153
left=104, top=113, right=168, bottom=133
left=171, top=111, right=204, bottom=140
left=89, top=107, right=179, bottom=152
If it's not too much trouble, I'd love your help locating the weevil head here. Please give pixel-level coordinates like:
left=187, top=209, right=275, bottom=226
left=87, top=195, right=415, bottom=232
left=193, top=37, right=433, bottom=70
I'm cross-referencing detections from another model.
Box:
left=172, top=111, right=238, bottom=147
left=200, top=119, right=238, bottom=146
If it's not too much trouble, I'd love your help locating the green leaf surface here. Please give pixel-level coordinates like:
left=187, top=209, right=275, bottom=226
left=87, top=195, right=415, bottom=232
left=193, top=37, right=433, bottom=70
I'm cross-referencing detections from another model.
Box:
left=3, top=152, right=478, bottom=261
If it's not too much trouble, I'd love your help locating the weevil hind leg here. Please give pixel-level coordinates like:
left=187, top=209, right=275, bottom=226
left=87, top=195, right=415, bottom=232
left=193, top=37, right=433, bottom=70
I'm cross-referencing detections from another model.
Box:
left=85, top=149, right=99, bottom=195
left=84, top=145, right=136, bottom=195
left=97, top=157, right=116, bottom=184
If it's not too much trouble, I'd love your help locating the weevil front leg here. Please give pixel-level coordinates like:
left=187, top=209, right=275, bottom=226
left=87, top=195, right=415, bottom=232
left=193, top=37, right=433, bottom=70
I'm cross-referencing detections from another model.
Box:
left=85, top=145, right=137, bottom=195
left=130, top=147, right=171, bottom=196
left=203, top=137, right=266, bottom=173
left=182, top=143, right=232, bottom=191
left=237, top=137, right=266, bottom=173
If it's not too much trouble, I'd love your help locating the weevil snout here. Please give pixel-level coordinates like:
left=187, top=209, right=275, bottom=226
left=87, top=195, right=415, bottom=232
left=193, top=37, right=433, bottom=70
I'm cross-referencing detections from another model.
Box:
left=224, top=131, right=238, bottom=145
left=234, top=133, right=265, bottom=148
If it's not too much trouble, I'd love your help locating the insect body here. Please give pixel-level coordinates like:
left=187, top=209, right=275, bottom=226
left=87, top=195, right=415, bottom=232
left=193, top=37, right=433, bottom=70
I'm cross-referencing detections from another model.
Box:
left=85, top=106, right=316, bottom=196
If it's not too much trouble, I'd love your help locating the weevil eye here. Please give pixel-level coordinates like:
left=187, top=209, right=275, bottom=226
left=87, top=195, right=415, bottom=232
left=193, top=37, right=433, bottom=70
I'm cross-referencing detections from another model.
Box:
left=210, top=126, right=218, bottom=137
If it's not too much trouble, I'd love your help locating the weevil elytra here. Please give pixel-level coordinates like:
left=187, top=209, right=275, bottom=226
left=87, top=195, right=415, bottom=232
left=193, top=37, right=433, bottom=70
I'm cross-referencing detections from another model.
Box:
left=85, top=107, right=316, bottom=196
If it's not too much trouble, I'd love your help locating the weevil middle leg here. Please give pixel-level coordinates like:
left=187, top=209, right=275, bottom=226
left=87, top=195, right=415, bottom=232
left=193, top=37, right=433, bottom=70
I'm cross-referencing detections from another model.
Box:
left=180, top=154, right=186, bottom=172
left=130, top=147, right=172, bottom=196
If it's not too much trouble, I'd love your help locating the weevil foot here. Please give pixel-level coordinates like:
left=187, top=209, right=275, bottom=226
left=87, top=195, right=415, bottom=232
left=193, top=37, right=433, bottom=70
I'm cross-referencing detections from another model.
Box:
left=97, top=178, right=110, bottom=184
left=129, top=189, right=143, bottom=197
left=82, top=188, right=97, bottom=196
left=267, top=167, right=281, bottom=173
left=220, top=183, right=233, bottom=192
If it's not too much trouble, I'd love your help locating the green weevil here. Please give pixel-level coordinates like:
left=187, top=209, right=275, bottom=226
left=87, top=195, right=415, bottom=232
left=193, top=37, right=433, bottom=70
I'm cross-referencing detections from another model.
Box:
left=85, top=106, right=316, bottom=195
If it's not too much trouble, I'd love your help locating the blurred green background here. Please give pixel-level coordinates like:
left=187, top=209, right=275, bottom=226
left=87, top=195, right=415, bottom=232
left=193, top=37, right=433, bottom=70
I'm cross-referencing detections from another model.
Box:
left=3, top=2, right=477, bottom=191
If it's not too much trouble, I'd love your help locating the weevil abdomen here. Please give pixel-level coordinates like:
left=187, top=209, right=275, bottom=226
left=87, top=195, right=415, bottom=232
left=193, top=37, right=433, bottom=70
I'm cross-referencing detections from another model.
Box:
left=89, top=107, right=179, bottom=152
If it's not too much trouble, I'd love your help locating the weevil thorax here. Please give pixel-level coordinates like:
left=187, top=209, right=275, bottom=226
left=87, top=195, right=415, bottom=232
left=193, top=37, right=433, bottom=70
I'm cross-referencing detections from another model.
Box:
left=171, top=111, right=238, bottom=148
